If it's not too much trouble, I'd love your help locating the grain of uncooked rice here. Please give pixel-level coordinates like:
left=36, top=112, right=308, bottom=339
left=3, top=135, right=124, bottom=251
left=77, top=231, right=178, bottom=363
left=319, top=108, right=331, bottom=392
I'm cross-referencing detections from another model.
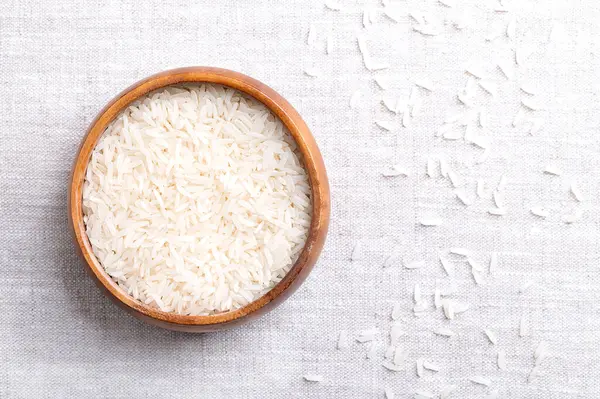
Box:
left=304, top=374, right=323, bottom=382
left=442, top=300, right=454, bottom=320
left=486, top=389, right=499, bottom=399
left=563, top=208, right=583, bottom=224
left=478, top=80, right=498, bottom=96
left=440, top=384, right=456, bottom=399
left=520, top=280, right=535, bottom=293
left=414, top=283, right=422, bottom=303
left=304, top=67, right=321, bottom=77
left=420, top=217, right=443, bottom=226
left=470, top=376, right=491, bottom=386
left=434, top=327, right=456, bottom=337
left=82, top=84, right=311, bottom=316
left=416, top=358, right=424, bottom=377
left=448, top=170, right=463, bottom=188
left=570, top=181, right=586, bottom=201
left=414, top=391, right=435, bottom=399
left=485, top=329, right=498, bottom=345
left=450, top=247, right=471, bottom=256
left=534, top=341, right=548, bottom=365
left=337, top=330, right=349, bottom=349
left=489, top=252, right=498, bottom=274
left=357, top=328, right=379, bottom=343
left=488, top=207, right=507, bottom=216
left=406, top=260, right=425, bottom=270
left=497, top=349, right=507, bottom=370
left=521, top=96, right=543, bottom=110
left=382, top=165, right=409, bottom=177
left=382, top=96, right=398, bottom=113
left=434, top=288, right=442, bottom=309
left=390, top=323, right=406, bottom=344
left=469, top=134, right=491, bottom=149
left=472, top=270, right=485, bottom=285
left=367, top=341, right=379, bottom=359
left=391, top=302, right=403, bottom=320
left=325, top=0, right=343, bottom=11
left=440, top=256, right=454, bottom=276
left=498, top=59, right=514, bottom=80
left=467, top=258, right=484, bottom=272
left=493, top=191, right=505, bottom=209
left=455, top=189, right=472, bottom=206
left=544, top=164, right=561, bottom=176
left=376, top=120, right=396, bottom=131
left=382, top=361, right=404, bottom=372
left=393, top=346, right=408, bottom=367
left=530, top=207, right=549, bottom=218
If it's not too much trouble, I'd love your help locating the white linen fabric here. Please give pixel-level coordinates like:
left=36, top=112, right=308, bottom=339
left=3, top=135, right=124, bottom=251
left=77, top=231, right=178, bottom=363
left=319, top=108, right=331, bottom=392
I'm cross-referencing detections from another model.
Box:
left=2, top=0, right=600, bottom=397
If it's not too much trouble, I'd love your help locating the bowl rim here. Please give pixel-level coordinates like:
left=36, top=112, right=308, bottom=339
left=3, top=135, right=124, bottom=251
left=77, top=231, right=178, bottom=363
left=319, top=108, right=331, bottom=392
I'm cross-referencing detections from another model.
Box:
left=68, top=67, right=330, bottom=331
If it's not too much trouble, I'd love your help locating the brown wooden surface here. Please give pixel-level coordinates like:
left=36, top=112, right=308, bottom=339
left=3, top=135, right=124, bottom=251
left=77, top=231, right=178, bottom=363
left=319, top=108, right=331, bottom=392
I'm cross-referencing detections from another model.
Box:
left=68, top=67, right=330, bottom=332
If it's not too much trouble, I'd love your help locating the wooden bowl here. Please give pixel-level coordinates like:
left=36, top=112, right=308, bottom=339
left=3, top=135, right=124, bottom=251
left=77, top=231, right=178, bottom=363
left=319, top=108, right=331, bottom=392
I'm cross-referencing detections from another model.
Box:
left=68, top=67, right=330, bottom=332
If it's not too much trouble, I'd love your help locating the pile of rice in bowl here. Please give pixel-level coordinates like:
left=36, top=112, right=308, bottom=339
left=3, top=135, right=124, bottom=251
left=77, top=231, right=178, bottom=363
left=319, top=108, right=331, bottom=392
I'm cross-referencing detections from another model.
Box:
left=82, top=84, right=312, bottom=316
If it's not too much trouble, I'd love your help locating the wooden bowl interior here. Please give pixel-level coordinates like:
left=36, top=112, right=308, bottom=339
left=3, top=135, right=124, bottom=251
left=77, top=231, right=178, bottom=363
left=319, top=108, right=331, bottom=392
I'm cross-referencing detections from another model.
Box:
left=69, top=67, right=329, bottom=331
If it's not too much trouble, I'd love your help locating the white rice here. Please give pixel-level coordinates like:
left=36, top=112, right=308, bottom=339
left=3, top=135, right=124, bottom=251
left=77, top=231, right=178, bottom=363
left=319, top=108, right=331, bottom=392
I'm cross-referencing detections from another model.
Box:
left=433, top=327, right=456, bottom=337
left=497, top=349, right=507, bottom=370
left=470, top=376, right=492, bottom=386
left=485, top=329, right=498, bottom=345
left=303, top=374, right=323, bottom=382
left=82, top=84, right=312, bottom=315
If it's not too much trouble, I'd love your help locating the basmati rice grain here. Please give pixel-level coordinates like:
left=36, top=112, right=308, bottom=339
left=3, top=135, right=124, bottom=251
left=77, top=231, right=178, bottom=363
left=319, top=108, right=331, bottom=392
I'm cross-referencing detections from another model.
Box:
left=427, top=158, right=437, bottom=178
left=522, top=97, right=543, bottom=110
left=390, top=323, right=406, bottom=344
left=337, top=330, right=349, bottom=349
left=382, top=96, right=398, bottom=113
left=520, top=314, right=529, bottom=337
left=497, top=349, right=507, bottom=370
left=440, top=256, right=454, bottom=276
left=563, top=208, right=583, bottom=224
left=455, top=189, right=473, bottom=206
left=434, top=288, right=442, bottom=308
left=468, top=258, right=484, bottom=272
left=434, top=328, right=456, bottom=337
left=498, top=59, right=514, bottom=80
left=375, top=76, right=391, bottom=90
left=415, top=391, right=434, bottom=399
left=304, top=67, right=321, bottom=77
left=520, top=281, right=535, bottom=293
left=357, top=328, right=379, bottom=343
left=479, top=108, right=488, bottom=128
left=392, top=302, right=403, bottom=320
left=479, top=80, right=498, bottom=96
left=393, top=347, right=408, bottom=367
left=367, top=341, right=379, bottom=359
left=570, top=181, right=586, bottom=201
left=544, top=164, right=562, bottom=176
left=325, top=0, right=343, bottom=11
left=420, top=217, right=443, bottom=226
left=414, top=283, right=422, bottom=303
left=439, top=158, right=449, bottom=178
left=351, top=242, right=362, bottom=261
left=415, top=77, right=434, bottom=91
left=326, top=35, right=333, bottom=54
left=440, top=384, right=456, bottom=399
left=439, top=0, right=455, bottom=7
left=507, top=17, right=516, bottom=39
left=490, top=252, right=498, bottom=275
left=472, top=270, right=485, bottom=285
left=304, top=374, right=323, bottom=382
left=521, top=83, right=537, bottom=95
left=485, top=329, right=498, bottom=345
left=423, top=361, right=440, bottom=372
left=534, top=341, right=548, bottom=365
left=350, top=90, right=362, bottom=109
left=470, top=376, right=491, bottom=386
left=448, top=170, right=463, bottom=188
left=382, top=165, right=409, bottom=177
left=442, top=300, right=454, bottom=320
left=488, top=207, right=507, bottom=216
left=450, top=247, right=470, bottom=256
left=530, top=207, right=549, bottom=218
left=477, top=179, right=487, bottom=198
left=376, top=120, right=396, bottom=131
left=385, top=388, right=395, bottom=399
left=486, top=389, right=499, bottom=399
left=382, top=361, right=405, bottom=372
left=493, top=190, right=505, bottom=208
left=406, top=260, right=426, bottom=270
left=416, top=358, right=424, bottom=377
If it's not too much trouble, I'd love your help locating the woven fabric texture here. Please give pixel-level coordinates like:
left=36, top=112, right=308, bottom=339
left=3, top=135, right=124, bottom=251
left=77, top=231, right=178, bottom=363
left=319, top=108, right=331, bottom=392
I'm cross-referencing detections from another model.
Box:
left=2, top=0, right=600, bottom=397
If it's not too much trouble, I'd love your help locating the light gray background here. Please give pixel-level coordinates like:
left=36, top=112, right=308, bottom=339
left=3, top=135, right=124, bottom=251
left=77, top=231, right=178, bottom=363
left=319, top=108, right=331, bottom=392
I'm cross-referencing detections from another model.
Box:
left=2, top=0, right=600, bottom=397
